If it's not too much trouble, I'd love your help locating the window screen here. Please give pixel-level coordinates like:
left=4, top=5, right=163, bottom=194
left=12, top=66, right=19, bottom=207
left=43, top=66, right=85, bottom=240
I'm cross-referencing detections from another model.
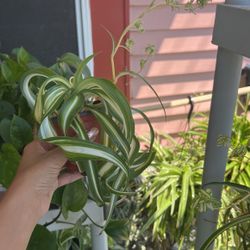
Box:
left=0, top=0, right=78, bottom=65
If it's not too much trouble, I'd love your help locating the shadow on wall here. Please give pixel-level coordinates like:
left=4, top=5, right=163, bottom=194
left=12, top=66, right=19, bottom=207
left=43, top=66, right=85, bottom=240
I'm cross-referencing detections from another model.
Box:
left=130, top=0, right=250, bottom=135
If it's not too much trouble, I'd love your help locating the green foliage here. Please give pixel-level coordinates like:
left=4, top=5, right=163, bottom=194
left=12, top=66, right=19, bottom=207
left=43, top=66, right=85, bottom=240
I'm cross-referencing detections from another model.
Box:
left=132, top=132, right=205, bottom=249
left=201, top=182, right=250, bottom=250
left=125, top=110, right=250, bottom=250
left=21, top=52, right=155, bottom=229
left=0, top=100, right=15, bottom=120
left=0, top=48, right=40, bottom=124
left=56, top=224, right=92, bottom=250
left=27, top=225, right=57, bottom=250
left=0, top=143, right=21, bottom=188
left=105, top=219, right=130, bottom=242
left=62, top=180, right=88, bottom=218
left=0, top=115, right=33, bottom=151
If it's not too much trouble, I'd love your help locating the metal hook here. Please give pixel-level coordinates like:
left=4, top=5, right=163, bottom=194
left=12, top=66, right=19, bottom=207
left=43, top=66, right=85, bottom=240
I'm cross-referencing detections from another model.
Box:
left=187, top=95, right=194, bottom=123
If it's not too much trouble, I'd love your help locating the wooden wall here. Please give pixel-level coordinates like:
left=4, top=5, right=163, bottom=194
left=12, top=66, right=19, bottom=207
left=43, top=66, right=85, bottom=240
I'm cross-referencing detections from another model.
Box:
left=130, top=0, right=224, bottom=136
left=91, top=0, right=130, bottom=96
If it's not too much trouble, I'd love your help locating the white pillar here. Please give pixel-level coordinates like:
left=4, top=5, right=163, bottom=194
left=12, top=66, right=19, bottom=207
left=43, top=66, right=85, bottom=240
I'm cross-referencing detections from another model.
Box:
left=90, top=207, right=108, bottom=250
left=195, top=47, right=242, bottom=249
left=195, top=0, right=250, bottom=249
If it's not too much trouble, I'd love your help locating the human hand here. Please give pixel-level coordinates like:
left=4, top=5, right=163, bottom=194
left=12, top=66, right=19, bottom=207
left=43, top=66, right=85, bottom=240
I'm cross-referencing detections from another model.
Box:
left=0, top=141, right=83, bottom=250
left=8, top=140, right=82, bottom=218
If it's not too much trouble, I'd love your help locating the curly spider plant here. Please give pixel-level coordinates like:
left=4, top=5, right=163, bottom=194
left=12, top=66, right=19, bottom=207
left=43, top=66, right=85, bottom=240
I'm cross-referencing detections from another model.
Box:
left=20, top=52, right=155, bottom=227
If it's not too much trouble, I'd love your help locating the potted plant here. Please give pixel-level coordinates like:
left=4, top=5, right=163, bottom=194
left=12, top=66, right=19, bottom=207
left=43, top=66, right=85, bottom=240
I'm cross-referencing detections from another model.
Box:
left=20, top=52, right=156, bottom=226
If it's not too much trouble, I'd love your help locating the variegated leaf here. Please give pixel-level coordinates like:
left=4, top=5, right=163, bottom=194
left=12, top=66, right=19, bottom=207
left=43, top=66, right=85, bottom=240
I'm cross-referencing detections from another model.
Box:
left=38, top=118, right=57, bottom=139
left=44, top=137, right=130, bottom=178
left=43, top=85, right=68, bottom=118
left=72, top=118, right=104, bottom=205
left=73, top=54, right=94, bottom=85
left=21, top=67, right=55, bottom=108
left=74, top=78, right=134, bottom=142
left=88, top=107, right=130, bottom=158
left=59, top=95, right=84, bottom=134
left=34, top=76, right=70, bottom=123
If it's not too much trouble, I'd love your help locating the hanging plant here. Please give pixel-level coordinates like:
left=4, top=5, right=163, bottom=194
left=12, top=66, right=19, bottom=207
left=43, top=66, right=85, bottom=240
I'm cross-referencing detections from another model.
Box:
left=21, top=52, right=155, bottom=227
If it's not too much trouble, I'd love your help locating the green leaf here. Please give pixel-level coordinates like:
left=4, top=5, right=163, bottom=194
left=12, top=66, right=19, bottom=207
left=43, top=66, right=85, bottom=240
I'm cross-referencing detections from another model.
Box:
left=141, top=193, right=179, bottom=234
left=58, top=53, right=81, bottom=69
left=104, top=172, right=127, bottom=229
left=117, top=70, right=166, bottom=119
left=0, top=143, right=21, bottom=188
left=0, top=58, right=23, bottom=82
left=43, top=85, right=67, bottom=118
left=88, top=107, right=130, bottom=158
left=131, top=108, right=155, bottom=176
left=58, top=228, right=76, bottom=246
left=21, top=67, right=56, bottom=108
left=39, top=118, right=57, bottom=139
left=77, top=160, right=104, bottom=206
left=16, top=47, right=32, bottom=65
left=200, top=214, right=250, bottom=250
left=177, top=166, right=192, bottom=228
left=105, top=219, right=130, bottom=241
left=27, top=225, right=57, bottom=250
left=51, top=186, right=65, bottom=206
left=59, top=95, right=84, bottom=134
left=62, top=179, right=88, bottom=219
left=204, top=181, right=250, bottom=193
left=0, top=100, right=15, bottom=120
left=0, top=119, right=11, bottom=143
left=75, top=77, right=134, bottom=142
left=34, top=76, right=70, bottom=123
left=45, top=137, right=130, bottom=179
left=72, top=118, right=105, bottom=205
left=73, top=54, right=94, bottom=85
left=10, top=115, right=33, bottom=150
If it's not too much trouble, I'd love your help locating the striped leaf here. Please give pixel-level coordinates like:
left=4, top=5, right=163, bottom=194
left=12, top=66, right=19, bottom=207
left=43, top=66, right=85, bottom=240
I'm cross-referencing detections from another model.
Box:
left=72, top=118, right=104, bottom=205
left=38, top=118, right=57, bottom=139
left=44, top=137, right=130, bottom=178
left=35, top=76, right=70, bottom=123
left=177, top=166, right=192, bottom=228
left=21, top=67, right=56, bottom=108
left=105, top=181, right=135, bottom=196
left=88, top=107, right=130, bottom=158
left=58, top=95, right=84, bottom=134
left=77, top=161, right=104, bottom=205
left=131, top=108, right=155, bottom=176
left=43, top=85, right=68, bottom=118
left=73, top=54, right=94, bottom=85
left=74, top=78, right=134, bottom=142
left=200, top=214, right=250, bottom=250
left=131, top=152, right=156, bottom=178
left=128, top=136, right=140, bottom=164
left=116, top=70, right=167, bottom=119
left=105, top=171, right=134, bottom=196
left=103, top=172, right=127, bottom=229
left=98, top=162, right=115, bottom=178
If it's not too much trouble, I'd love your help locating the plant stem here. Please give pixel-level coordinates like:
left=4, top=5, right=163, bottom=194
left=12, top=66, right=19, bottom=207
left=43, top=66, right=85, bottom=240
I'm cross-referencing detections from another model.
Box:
left=111, top=1, right=181, bottom=83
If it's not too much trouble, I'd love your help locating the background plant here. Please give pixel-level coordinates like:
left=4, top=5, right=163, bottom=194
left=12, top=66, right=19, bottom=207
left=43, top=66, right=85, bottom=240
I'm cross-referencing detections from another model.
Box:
left=201, top=182, right=250, bottom=250
left=121, top=101, right=250, bottom=250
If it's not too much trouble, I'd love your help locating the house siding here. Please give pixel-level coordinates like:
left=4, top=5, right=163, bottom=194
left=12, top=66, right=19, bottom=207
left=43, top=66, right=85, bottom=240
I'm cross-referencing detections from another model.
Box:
left=130, top=0, right=224, bottom=135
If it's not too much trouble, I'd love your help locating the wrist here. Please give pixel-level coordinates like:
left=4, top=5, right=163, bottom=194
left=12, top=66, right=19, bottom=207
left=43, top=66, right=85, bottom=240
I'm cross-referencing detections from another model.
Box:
left=5, top=176, right=49, bottom=220
left=0, top=185, right=40, bottom=250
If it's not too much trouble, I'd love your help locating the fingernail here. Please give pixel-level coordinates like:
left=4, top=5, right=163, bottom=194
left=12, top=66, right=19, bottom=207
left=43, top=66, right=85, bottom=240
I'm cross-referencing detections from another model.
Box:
left=39, top=141, right=56, bottom=151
